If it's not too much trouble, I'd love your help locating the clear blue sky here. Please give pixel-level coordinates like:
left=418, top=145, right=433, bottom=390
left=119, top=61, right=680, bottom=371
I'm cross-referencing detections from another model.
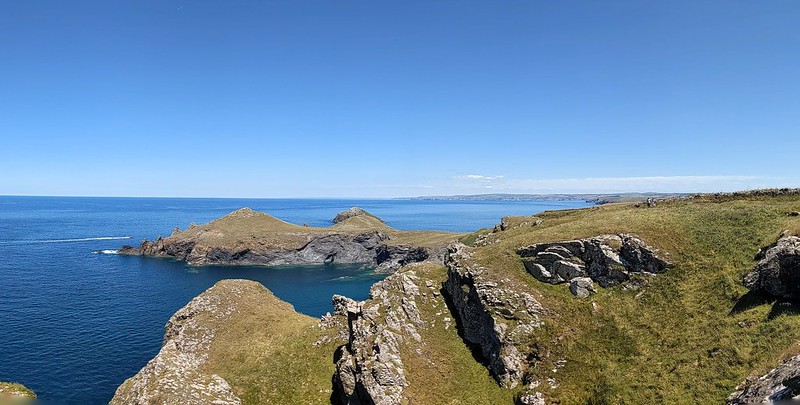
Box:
left=1, top=1, right=798, bottom=197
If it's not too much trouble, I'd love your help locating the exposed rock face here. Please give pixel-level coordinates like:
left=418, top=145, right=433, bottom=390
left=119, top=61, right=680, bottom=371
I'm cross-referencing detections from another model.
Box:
left=569, top=277, right=597, bottom=298
left=442, top=244, right=548, bottom=388
left=743, top=236, right=800, bottom=299
left=728, top=354, right=800, bottom=404
left=120, top=231, right=390, bottom=267
left=333, top=267, right=432, bottom=404
left=518, top=234, right=671, bottom=293
left=110, top=281, right=252, bottom=405
left=334, top=207, right=381, bottom=224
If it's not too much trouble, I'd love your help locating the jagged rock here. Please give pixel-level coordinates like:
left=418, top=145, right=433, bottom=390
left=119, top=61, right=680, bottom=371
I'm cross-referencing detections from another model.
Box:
left=333, top=207, right=380, bottom=224
left=743, top=236, right=800, bottom=299
left=110, top=281, right=248, bottom=404
left=375, top=245, right=429, bottom=273
left=334, top=269, right=431, bottom=404
left=519, top=234, right=671, bottom=291
left=569, top=277, right=596, bottom=298
left=443, top=244, right=548, bottom=388
left=728, top=354, right=800, bottom=403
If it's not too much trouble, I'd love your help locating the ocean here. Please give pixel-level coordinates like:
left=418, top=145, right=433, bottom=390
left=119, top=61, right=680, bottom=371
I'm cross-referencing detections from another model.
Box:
left=0, top=196, right=591, bottom=403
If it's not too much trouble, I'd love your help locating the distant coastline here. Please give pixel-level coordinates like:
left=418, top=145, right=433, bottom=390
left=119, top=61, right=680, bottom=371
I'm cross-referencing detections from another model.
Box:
left=404, top=192, right=688, bottom=204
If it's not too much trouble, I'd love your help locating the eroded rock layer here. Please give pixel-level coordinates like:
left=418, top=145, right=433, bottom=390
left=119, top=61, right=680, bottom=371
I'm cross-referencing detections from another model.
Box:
left=517, top=234, right=671, bottom=295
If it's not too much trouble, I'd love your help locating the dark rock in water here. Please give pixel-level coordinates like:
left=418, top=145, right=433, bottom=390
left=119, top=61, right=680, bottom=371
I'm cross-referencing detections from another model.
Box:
left=728, top=354, right=800, bottom=404
left=517, top=234, right=671, bottom=292
left=333, top=207, right=380, bottom=224
left=743, top=235, right=800, bottom=299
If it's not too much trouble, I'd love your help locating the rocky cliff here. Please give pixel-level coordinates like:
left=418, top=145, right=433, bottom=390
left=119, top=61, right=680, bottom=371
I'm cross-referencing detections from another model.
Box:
left=119, top=207, right=457, bottom=272
left=111, top=281, right=248, bottom=404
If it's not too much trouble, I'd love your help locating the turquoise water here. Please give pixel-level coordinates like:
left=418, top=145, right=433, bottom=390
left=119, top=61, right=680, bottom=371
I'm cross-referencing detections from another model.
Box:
left=0, top=196, right=591, bottom=403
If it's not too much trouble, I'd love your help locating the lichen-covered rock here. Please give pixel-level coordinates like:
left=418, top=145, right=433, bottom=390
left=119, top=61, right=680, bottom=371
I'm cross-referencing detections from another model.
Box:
left=743, top=236, right=800, bottom=299
left=333, top=269, right=428, bottom=404
left=110, top=281, right=252, bottom=404
left=443, top=244, right=548, bottom=388
left=569, top=277, right=597, bottom=298
left=728, top=354, right=800, bottom=404
left=519, top=234, right=671, bottom=291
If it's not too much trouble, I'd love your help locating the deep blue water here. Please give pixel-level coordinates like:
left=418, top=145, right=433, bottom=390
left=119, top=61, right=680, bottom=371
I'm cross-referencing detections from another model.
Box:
left=0, top=196, right=591, bottom=403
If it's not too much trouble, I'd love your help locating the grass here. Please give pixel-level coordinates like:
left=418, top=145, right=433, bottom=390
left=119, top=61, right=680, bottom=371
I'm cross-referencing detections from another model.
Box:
left=466, top=193, right=800, bottom=403
left=397, top=264, right=518, bottom=404
left=0, top=382, right=36, bottom=398
left=200, top=283, right=341, bottom=404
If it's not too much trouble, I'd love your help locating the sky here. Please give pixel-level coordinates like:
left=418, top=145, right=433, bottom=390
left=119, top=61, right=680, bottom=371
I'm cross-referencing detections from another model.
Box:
left=0, top=1, right=798, bottom=198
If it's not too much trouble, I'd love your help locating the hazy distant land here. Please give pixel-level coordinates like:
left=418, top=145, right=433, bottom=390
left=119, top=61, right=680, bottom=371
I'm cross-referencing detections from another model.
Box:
left=405, top=192, right=688, bottom=204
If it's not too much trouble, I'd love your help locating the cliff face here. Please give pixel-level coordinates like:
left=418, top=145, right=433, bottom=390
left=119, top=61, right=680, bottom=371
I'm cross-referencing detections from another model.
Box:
left=112, top=279, right=349, bottom=404
left=110, top=281, right=249, bottom=404
left=119, top=207, right=456, bottom=272
left=332, top=262, right=516, bottom=405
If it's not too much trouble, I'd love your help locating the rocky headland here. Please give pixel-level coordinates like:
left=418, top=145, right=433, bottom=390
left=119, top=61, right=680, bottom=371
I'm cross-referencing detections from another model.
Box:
left=119, top=207, right=458, bottom=273
left=113, top=193, right=800, bottom=404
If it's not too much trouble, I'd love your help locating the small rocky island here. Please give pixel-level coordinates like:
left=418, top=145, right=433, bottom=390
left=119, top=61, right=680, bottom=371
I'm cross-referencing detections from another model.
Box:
left=112, top=192, right=800, bottom=404
left=120, top=207, right=460, bottom=272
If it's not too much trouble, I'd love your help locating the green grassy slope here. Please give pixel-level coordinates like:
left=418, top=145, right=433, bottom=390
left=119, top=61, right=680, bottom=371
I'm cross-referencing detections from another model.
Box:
left=466, top=193, right=800, bottom=403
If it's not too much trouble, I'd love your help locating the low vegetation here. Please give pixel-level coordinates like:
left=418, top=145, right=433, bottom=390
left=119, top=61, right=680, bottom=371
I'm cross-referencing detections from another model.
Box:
left=465, top=191, right=800, bottom=403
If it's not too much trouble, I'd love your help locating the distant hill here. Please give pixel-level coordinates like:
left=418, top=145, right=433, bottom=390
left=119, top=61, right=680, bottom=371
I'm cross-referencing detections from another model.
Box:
left=405, top=192, right=688, bottom=204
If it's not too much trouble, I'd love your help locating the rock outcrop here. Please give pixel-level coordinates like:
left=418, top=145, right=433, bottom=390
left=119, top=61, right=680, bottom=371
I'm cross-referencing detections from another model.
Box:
left=0, top=382, right=36, bottom=400
left=442, top=244, right=548, bottom=391
left=743, top=235, right=800, bottom=299
left=333, top=265, right=437, bottom=404
left=110, top=281, right=258, bottom=404
left=517, top=234, right=671, bottom=295
left=728, top=354, right=800, bottom=404
left=120, top=207, right=457, bottom=273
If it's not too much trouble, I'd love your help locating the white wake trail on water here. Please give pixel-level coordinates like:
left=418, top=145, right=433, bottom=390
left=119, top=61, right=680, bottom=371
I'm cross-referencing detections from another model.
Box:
left=0, top=236, right=133, bottom=246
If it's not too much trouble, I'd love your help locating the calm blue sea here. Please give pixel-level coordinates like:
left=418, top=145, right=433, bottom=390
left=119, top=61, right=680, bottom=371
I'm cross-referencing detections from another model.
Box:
left=0, top=196, right=590, bottom=403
